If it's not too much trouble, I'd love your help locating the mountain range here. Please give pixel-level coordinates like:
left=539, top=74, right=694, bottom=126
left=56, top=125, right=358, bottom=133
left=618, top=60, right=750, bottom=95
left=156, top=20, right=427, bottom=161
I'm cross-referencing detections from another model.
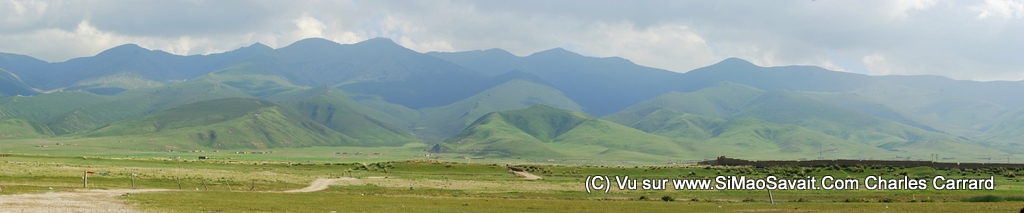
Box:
left=1, top=37, right=1022, bottom=161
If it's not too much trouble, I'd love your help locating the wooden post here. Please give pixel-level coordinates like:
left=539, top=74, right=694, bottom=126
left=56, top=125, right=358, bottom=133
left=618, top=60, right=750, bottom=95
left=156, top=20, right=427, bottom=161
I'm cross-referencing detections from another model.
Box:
left=768, top=189, right=775, bottom=204
left=202, top=179, right=208, bottom=190
left=131, top=173, right=136, bottom=188
left=83, top=171, right=88, bottom=188
left=176, top=177, right=182, bottom=190
left=250, top=180, right=255, bottom=191
left=225, top=179, right=232, bottom=191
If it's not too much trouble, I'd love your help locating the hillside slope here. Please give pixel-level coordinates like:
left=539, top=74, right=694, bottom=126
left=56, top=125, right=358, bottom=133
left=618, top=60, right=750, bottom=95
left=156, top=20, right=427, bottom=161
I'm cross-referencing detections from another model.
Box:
left=444, top=105, right=686, bottom=159
left=88, top=98, right=353, bottom=149
left=414, top=79, right=583, bottom=141
left=285, top=88, right=417, bottom=146
left=0, top=117, right=54, bottom=139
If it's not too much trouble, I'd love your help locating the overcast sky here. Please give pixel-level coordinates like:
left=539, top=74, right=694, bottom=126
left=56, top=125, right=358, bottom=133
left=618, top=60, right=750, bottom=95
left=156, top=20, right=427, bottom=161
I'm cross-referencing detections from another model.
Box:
left=1, top=0, right=1022, bottom=81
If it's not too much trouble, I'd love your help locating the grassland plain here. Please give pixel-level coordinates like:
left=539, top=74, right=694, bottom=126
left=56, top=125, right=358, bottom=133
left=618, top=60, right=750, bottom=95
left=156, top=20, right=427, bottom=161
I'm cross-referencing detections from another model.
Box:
left=3, top=153, right=1024, bottom=212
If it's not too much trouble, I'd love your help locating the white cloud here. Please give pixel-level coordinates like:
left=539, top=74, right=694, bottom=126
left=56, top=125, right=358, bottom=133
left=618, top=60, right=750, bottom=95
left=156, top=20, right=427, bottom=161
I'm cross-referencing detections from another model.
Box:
left=0, top=0, right=1022, bottom=81
left=570, top=22, right=717, bottom=72
left=971, top=0, right=1024, bottom=19
left=0, top=0, right=49, bottom=32
left=890, top=0, right=938, bottom=18
left=292, top=15, right=326, bottom=39
left=862, top=54, right=893, bottom=76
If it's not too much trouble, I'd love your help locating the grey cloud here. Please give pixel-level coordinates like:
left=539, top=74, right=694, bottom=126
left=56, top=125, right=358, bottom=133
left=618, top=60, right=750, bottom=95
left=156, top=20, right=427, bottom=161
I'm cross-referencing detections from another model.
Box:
left=0, top=0, right=1021, bottom=80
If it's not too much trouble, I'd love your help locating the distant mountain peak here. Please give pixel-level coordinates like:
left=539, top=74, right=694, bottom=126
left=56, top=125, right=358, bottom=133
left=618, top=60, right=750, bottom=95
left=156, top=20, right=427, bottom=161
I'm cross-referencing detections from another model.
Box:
left=528, top=47, right=582, bottom=58
left=247, top=42, right=273, bottom=50
left=96, top=43, right=149, bottom=56
left=287, top=37, right=340, bottom=48
left=363, top=37, right=397, bottom=44
left=352, top=37, right=407, bottom=50
left=482, top=48, right=515, bottom=57
left=716, top=57, right=758, bottom=68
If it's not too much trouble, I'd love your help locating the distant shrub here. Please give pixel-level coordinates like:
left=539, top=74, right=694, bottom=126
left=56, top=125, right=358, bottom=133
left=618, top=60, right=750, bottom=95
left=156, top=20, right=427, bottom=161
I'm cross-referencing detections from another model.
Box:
left=962, top=195, right=1004, bottom=202
left=661, top=196, right=674, bottom=202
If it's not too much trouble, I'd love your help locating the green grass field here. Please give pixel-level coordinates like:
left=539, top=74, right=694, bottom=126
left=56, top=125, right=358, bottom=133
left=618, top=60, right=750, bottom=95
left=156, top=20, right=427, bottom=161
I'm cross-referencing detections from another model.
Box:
left=2, top=150, right=1024, bottom=212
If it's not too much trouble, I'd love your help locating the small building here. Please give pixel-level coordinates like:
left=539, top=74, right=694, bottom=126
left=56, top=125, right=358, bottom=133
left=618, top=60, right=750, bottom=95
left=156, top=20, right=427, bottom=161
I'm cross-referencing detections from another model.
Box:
left=198, top=156, right=208, bottom=160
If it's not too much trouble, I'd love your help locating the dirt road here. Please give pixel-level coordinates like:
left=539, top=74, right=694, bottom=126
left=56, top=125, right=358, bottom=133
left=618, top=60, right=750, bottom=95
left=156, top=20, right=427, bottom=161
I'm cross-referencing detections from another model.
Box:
left=511, top=171, right=542, bottom=180
left=283, top=178, right=361, bottom=193
left=0, top=189, right=167, bottom=213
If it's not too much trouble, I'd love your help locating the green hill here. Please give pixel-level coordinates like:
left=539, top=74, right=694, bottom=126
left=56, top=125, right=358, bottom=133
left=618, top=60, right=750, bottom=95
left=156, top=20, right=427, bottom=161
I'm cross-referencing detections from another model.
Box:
left=618, top=108, right=891, bottom=159
left=88, top=98, right=352, bottom=149
left=414, top=79, right=583, bottom=141
left=0, top=91, right=111, bottom=122
left=0, top=67, right=37, bottom=97
left=733, top=89, right=960, bottom=146
left=0, top=117, right=54, bottom=139
left=284, top=88, right=417, bottom=146
left=627, top=108, right=723, bottom=140
left=603, top=81, right=762, bottom=124
left=799, top=91, right=940, bottom=132
left=696, top=118, right=890, bottom=159
left=978, top=107, right=1024, bottom=153
left=604, top=82, right=991, bottom=159
left=444, top=105, right=686, bottom=159
left=44, top=76, right=253, bottom=135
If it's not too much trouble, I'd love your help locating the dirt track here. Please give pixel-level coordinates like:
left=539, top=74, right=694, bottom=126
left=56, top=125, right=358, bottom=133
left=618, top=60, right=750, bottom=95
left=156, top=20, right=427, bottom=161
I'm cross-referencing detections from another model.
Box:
left=283, top=178, right=361, bottom=193
left=0, top=189, right=167, bottom=213
left=511, top=171, right=542, bottom=180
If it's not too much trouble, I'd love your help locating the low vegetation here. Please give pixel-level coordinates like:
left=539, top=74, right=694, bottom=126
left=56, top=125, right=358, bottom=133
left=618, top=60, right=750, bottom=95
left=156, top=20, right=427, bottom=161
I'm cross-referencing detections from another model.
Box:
left=2, top=154, right=1024, bottom=212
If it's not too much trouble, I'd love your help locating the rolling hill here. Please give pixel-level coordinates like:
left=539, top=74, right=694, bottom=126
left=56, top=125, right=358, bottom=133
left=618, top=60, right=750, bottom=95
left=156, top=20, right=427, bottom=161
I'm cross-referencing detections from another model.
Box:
left=979, top=107, right=1024, bottom=153
left=613, top=107, right=893, bottom=159
left=0, top=91, right=111, bottom=122
left=429, top=48, right=680, bottom=116
left=413, top=78, right=583, bottom=141
left=0, top=117, right=54, bottom=139
left=87, top=98, right=353, bottom=149
left=443, top=105, right=687, bottom=159
left=0, top=43, right=272, bottom=91
left=0, top=68, right=37, bottom=97
left=44, top=76, right=254, bottom=135
left=0, top=38, right=1021, bottom=160
left=603, top=81, right=763, bottom=124
left=676, top=58, right=1024, bottom=138
left=283, top=88, right=417, bottom=146
left=603, top=81, right=997, bottom=158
